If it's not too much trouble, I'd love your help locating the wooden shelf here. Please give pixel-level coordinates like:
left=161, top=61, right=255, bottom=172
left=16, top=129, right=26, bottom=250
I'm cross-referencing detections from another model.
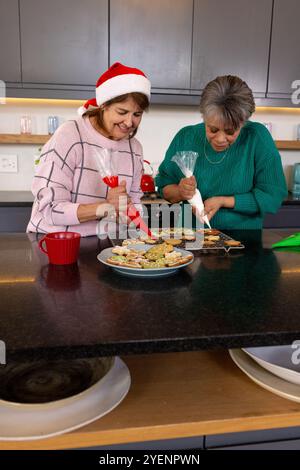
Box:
left=0, top=134, right=299, bottom=150
left=0, top=134, right=50, bottom=144
left=275, top=140, right=300, bottom=150
left=1, top=350, right=300, bottom=450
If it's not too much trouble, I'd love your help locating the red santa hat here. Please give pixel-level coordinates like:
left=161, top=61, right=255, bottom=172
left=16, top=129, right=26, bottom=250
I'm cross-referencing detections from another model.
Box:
left=78, top=62, right=151, bottom=115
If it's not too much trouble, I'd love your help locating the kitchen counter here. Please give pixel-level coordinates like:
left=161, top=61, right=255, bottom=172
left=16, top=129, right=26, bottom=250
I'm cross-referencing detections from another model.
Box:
left=0, top=191, right=34, bottom=207
left=1, top=229, right=300, bottom=450
left=284, top=192, right=300, bottom=205
left=1, top=229, right=300, bottom=361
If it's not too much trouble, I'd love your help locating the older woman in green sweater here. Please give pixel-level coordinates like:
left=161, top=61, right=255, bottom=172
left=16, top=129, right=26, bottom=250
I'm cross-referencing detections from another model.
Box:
left=155, top=75, right=287, bottom=230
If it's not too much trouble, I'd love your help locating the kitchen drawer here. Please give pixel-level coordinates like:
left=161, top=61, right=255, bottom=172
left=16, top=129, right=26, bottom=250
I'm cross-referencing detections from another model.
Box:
left=264, top=205, right=300, bottom=228
left=205, top=426, right=300, bottom=449
left=212, top=440, right=300, bottom=450
left=79, top=435, right=204, bottom=450
left=0, top=207, right=32, bottom=232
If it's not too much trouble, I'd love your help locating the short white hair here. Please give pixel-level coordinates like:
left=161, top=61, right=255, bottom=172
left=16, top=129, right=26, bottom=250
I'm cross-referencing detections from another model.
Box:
left=200, top=75, right=255, bottom=129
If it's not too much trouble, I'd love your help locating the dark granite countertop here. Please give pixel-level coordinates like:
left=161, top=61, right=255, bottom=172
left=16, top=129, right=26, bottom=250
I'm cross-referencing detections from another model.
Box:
left=0, top=191, right=300, bottom=206
left=0, top=229, right=300, bottom=361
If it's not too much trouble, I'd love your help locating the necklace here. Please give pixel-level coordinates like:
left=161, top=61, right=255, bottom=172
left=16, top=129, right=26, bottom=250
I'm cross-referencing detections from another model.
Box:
left=203, top=138, right=230, bottom=164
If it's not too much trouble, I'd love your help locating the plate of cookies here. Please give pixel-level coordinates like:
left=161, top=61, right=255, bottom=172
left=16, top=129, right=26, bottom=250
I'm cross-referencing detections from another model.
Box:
left=97, top=243, right=194, bottom=278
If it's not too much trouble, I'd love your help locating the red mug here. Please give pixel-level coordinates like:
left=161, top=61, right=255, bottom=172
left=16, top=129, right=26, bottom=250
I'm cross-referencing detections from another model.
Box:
left=38, top=232, right=81, bottom=265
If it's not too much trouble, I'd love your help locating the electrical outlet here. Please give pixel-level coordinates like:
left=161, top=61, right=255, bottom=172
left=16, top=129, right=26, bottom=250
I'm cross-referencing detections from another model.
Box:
left=0, top=154, right=18, bottom=173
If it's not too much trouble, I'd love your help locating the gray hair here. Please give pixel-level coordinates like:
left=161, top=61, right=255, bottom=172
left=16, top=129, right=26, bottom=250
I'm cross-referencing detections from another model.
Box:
left=199, top=75, right=255, bottom=130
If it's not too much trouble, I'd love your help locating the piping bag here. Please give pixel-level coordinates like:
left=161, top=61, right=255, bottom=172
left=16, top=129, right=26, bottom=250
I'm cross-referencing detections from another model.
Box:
left=272, top=232, right=300, bottom=249
left=171, top=152, right=211, bottom=228
left=95, top=149, right=153, bottom=238
left=103, top=175, right=153, bottom=237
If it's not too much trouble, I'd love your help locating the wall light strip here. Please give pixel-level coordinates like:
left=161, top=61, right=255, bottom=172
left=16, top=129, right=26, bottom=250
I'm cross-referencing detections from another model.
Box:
left=0, top=277, right=36, bottom=284
left=3, top=98, right=300, bottom=112
left=281, top=269, right=300, bottom=274
left=5, top=98, right=83, bottom=106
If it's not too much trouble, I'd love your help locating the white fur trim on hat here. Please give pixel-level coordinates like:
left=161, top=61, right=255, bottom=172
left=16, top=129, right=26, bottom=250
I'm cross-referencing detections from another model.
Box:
left=77, top=103, right=98, bottom=116
left=96, top=74, right=151, bottom=106
left=77, top=97, right=99, bottom=116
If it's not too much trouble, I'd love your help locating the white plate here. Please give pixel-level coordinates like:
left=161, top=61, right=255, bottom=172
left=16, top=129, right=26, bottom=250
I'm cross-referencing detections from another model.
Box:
left=0, top=357, right=130, bottom=441
left=243, top=346, right=300, bottom=385
left=0, top=357, right=114, bottom=409
left=97, top=244, right=194, bottom=278
left=229, top=349, right=300, bottom=403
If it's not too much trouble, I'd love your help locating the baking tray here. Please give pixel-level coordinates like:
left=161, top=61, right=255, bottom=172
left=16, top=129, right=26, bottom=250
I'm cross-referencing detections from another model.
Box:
left=108, top=228, right=245, bottom=253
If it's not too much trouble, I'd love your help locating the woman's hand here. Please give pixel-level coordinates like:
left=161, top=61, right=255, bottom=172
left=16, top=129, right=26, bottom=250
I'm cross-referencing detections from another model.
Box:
left=202, top=196, right=235, bottom=221
left=106, top=180, right=131, bottom=214
left=178, top=176, right=196, bottom=201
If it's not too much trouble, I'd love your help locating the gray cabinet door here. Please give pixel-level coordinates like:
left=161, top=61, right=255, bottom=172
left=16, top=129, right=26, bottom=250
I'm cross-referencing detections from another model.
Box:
left=268, top=0, right=300, bottom=98
left=191, top=0, right=272, bottom=95
left=110, top=0, right=193, bottom=90
left=20, top=0, right=108, bottom=86
left=0, top=0, right=21, bottom=82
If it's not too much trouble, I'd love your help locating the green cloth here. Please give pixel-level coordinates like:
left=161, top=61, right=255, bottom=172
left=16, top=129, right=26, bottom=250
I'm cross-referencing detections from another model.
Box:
left=155, top=121, right=288, bottom=229
left=272, top=232, right=300, bottom=249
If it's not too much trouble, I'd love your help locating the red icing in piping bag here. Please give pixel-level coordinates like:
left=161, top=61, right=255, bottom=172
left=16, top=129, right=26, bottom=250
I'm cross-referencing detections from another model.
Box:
left=103, top=175, right=119, bottom=187
left=102, top=175, right=153, bottom=237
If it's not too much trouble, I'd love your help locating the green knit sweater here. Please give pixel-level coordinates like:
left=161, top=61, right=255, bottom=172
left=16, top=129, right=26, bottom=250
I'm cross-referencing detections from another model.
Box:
left=155, top=121, right=287, bottom=229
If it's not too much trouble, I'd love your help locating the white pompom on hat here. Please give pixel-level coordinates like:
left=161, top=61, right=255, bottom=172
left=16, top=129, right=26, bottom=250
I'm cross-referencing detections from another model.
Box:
left=78, top=62, right=151, bottom=116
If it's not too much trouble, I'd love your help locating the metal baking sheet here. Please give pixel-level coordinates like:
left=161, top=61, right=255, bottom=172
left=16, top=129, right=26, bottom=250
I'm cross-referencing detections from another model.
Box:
left=108, top=228, right=245, bottom=253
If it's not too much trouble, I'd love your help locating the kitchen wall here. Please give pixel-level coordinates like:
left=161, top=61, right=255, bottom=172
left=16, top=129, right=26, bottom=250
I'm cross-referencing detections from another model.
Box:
left=0, top=100, right=300, bottom=191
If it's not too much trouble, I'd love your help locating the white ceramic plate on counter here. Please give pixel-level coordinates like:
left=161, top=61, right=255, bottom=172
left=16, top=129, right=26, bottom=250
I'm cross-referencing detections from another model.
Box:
left=229, top=349, right=300, bottom=403
left=97, top=244, right=194, bottom=278
left=0, top=357, right=130, bottom=441
left=243, top=345, right=300, bottom=385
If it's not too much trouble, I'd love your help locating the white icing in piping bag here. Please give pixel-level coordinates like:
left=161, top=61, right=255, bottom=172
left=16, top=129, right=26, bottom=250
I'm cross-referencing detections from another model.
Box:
left=186, top=169, right=211, bottom=228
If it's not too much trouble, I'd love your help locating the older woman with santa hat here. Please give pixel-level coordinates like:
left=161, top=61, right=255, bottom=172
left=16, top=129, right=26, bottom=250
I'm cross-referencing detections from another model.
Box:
left=27, top=62, right=151, bottom=236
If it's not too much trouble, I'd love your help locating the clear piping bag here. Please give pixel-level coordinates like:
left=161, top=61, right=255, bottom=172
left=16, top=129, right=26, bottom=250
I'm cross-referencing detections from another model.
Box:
left=94, top=149, right=154, bottom=237
left=171, top=152, right=211, bottom=228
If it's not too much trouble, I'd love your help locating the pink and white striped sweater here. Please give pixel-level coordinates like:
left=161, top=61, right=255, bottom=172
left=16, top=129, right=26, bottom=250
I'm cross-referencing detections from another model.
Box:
left=27, top=116, right=144, bottom=237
